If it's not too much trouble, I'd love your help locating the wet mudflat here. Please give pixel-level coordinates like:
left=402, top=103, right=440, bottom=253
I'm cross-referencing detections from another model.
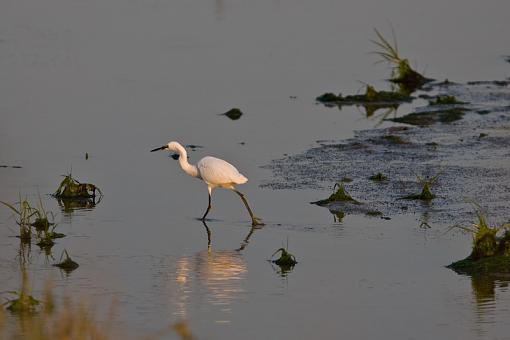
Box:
left=1, top=0, right=510, bottom=339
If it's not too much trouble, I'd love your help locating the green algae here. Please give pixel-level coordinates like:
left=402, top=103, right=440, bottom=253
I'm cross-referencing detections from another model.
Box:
left=369, top=172, right=388, bottom=181
left=222, top=108, right=243, bottom=120
left=312, top=183, right=360, bottom=205
left=389, top=108, right=466, bottom=126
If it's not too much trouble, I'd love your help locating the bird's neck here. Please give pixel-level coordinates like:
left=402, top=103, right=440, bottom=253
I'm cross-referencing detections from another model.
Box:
left=176, top=144, right=199, bottom=178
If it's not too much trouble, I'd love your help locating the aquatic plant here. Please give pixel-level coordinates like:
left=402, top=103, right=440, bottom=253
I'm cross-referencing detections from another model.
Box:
left=403, top=172, right=441, bottom=200
left=271, top=248, right=298, bottom=267
left=312, top=183, right=360, bottom=205
left=369, top=172, right=388, bottom=181
left=371, top=28, right=429, bottom=91
left=449, top=203, right=510, bottom=260
left=1, top=196, right=36, bottom=243
left=53, top=173, right=102, bottom=199
left=53, top=250, right=79, bottom=273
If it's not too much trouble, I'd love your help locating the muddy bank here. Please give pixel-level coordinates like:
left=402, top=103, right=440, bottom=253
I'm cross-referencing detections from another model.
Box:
left=262, top=82, right=510, bottom=225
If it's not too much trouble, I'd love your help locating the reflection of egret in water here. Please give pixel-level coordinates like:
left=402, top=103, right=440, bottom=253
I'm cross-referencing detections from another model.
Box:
left=171, top=248, right=247, bottom=322
left=169, top=220, right=257, bottom=322
left=200, top=220, right=259, bottom=252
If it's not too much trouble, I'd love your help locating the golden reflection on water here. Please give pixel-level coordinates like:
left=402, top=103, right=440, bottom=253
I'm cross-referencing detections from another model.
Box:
left=171, top=249, right=247, bottom=322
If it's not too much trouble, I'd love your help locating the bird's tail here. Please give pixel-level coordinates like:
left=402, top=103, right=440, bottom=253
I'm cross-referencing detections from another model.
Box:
left=236, top=173, right=248, bottom=184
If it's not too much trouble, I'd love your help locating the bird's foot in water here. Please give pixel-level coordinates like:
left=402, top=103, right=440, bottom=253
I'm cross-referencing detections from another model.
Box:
left=251, top=217, right=265, bottom=227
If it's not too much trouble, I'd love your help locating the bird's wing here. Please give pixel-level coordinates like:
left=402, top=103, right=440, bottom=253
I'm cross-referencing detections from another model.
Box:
left=197, top=156, right=247, bottom=185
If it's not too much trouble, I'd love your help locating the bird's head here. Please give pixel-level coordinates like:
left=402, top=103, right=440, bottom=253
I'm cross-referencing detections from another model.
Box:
left=150, top=141, right=181, bottom=153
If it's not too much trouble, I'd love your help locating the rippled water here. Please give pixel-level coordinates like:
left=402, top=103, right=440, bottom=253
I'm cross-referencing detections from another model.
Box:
left=1, top=0, right=510, bottom=339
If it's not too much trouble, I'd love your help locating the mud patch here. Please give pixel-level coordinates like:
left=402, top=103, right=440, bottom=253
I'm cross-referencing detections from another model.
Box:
left=262, top=82, right=510, bottom=225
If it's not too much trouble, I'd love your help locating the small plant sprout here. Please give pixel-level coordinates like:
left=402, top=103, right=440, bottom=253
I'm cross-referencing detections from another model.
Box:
left=369, top=172, right=389, bottom=181
left=1, top=195, right=37, bottom=243
left=371, top=28, right=429, bottom=92
left=271, top=239, right=298, bottom=268
left=53, top=173, right=102, bottom=199
left=312, top=183, right=360, bottom=205
left=53, top=249, right=79, bottom=273
left=403, top=171, right=442, bottom=200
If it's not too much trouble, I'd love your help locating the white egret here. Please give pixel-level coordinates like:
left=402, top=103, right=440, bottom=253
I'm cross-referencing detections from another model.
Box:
left=151, top=141, right=263, bottom=226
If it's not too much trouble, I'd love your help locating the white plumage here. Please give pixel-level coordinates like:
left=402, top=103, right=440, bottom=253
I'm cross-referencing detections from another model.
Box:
left=151, top=141, right=262, bottom=226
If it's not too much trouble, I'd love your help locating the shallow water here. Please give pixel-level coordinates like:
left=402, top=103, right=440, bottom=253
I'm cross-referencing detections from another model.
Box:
left=1, top=0, right=510, bottom=339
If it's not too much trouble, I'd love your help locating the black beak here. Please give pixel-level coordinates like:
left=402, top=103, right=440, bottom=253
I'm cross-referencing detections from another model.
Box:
left=150, top=145, right=167, bottom=152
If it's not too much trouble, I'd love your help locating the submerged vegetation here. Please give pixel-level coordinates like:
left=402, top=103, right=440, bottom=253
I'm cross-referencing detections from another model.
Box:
left=448, top=203, right=510, bottom=274
left=53, top=173, right=102, bottom=199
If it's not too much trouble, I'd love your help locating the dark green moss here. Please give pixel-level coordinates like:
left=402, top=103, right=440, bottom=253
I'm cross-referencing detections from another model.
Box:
left=340, top=177, right=353, bottom=183
left=389, top=108, right=466, bottom=126
left=478, top=133, right=488, bottom=139
left=223, top=108, right=243, bottom=120
left=369, top=172, right=388, bottom=181
left=428, top=95, right=464, bottom=105
left=365, top=210, right=383, bottom=217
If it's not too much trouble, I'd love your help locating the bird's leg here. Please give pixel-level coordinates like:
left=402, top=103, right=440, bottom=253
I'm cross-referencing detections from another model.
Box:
left=202, top=191, right=212, bottom=221
left=201, top=220, right=212, bottom=248
left=233, top=190, right=264, bottom=226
